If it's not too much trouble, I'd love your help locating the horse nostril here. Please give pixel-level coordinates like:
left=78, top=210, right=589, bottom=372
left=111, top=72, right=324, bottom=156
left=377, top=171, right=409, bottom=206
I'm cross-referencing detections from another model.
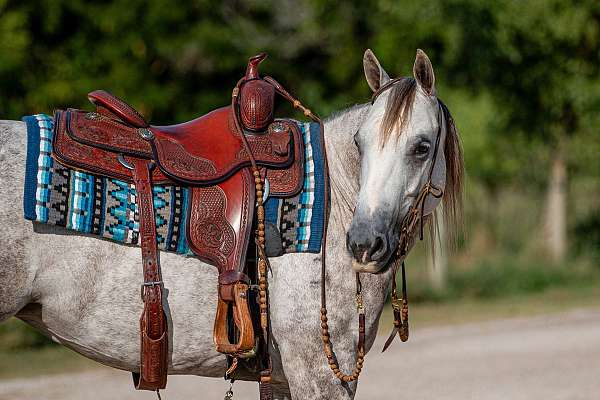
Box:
left=369, top=235, right=388, bottom=261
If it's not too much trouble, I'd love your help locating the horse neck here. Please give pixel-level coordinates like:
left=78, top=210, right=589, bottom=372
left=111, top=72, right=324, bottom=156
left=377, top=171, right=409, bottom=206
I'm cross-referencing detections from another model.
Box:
left=322, top=104, right=368, bottom=234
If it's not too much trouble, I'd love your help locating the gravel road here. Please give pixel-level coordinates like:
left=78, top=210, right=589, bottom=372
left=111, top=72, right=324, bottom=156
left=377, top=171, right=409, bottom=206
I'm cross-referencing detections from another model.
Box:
left=1, top=308, right=599, bottom=400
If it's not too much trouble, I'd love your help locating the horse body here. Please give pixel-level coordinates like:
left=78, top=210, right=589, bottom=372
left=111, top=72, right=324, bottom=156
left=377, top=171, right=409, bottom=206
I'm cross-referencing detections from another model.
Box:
left=0, top=104, right=389, bottom=398
left=0, top=49, right=462, bottom=399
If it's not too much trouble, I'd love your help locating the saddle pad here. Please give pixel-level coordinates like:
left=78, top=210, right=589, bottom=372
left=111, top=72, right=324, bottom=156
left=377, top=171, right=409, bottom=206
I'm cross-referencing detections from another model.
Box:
left=22, top=114, right=326, bottom=255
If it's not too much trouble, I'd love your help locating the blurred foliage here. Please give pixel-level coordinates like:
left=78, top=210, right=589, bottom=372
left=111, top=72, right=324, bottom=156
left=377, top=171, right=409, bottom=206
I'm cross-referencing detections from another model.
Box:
left=0, top=0, right=598, bottom=349
left=410, top=257, right=600, bottom=304
left=0, top=0, right=597, bottom=182
left=0, top=318, right=52, bottom=350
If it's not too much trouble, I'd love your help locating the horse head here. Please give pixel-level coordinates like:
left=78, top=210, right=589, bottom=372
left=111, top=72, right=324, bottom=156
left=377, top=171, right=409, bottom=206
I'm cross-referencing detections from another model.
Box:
left=347, top=49, right=464, bottom=274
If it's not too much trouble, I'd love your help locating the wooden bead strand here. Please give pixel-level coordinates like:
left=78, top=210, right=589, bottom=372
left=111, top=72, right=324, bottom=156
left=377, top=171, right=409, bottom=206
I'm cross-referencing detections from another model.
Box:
left=253, top=168, right=269, bottom=332
left=320, top=307, right=365, bottom=382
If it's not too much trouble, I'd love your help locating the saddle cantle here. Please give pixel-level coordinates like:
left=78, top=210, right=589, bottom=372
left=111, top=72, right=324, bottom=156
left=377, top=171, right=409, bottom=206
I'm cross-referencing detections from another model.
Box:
left=51, top=53, right=313, bottom=393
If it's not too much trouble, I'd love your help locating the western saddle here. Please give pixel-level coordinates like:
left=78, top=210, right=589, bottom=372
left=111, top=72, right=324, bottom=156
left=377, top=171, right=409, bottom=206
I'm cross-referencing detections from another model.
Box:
left=52, top=53, right=320, bottom=398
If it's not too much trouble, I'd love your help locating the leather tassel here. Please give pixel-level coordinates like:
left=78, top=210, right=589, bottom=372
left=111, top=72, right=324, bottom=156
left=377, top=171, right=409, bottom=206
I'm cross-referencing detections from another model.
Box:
left=399, top=262, right=409, bottom=342
left=400, top=298, right=409, bottom=342
left=382, top=326, right=399, bottom=353
left=382, top=295, right=402, bottom=352
left=382, top=262, right=409, bottom=352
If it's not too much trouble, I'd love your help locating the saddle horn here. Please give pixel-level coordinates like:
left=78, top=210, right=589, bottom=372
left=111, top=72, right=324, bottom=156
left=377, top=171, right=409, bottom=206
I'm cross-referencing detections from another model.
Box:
left=245, top=52, right=268, bottom=79
left=239, top=53, right=275, bottom=132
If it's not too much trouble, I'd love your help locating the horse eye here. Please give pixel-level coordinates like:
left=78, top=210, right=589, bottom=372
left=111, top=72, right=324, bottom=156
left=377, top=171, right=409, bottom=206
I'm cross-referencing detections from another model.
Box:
left=415, top=142, right=431, bottom=156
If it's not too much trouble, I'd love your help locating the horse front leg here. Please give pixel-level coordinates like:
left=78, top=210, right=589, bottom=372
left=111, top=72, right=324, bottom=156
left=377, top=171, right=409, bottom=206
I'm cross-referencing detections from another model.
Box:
left=276, top=336, right=358, bottom=400
left=271, top=288, right=356, bottom=400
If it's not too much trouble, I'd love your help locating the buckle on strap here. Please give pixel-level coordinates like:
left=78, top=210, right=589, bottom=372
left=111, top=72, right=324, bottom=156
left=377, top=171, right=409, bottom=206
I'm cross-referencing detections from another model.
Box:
left=140, top=280, right=164, bottom=300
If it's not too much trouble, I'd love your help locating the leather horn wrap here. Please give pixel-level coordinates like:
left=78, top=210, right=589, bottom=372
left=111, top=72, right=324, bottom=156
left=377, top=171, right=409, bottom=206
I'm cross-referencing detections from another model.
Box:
left=239, top=53, right=275, bottom=132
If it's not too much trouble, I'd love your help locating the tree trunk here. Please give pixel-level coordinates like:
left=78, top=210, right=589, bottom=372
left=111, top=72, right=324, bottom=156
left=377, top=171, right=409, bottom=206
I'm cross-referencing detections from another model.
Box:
left=428, top=214, right=448, bottom=292
left=544, top=146, right=567, bottom=262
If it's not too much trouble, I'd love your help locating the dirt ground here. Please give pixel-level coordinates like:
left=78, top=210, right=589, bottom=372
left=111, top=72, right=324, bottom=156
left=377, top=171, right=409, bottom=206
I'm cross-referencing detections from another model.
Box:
left=1, top=308, right=599, bottom=400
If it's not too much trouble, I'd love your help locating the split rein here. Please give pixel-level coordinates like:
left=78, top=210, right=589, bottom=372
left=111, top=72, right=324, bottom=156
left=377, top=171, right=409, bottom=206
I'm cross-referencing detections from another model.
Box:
left=320, top=79, right=446, bottom=381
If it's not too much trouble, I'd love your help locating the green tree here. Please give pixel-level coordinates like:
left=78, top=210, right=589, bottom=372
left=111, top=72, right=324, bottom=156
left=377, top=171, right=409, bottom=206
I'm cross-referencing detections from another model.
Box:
left=369, top=0, right=600, bottom=261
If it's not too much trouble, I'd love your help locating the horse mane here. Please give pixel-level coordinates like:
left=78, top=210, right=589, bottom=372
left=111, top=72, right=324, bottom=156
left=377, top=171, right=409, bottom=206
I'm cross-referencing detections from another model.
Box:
left=437, top=99, right=464, bottom=246
left=380, top=77, right=464, bottom=246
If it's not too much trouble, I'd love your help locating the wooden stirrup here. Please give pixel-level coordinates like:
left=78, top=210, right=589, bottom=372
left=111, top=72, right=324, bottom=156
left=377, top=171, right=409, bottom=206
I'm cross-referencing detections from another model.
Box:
left=213, top=282, right=255, bottom=356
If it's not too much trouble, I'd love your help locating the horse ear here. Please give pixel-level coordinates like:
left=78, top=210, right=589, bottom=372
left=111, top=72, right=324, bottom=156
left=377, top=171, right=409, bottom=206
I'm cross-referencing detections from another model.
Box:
left=363, top=49, right=390, bottom=92
left=413, top=49, right=436, bottom=96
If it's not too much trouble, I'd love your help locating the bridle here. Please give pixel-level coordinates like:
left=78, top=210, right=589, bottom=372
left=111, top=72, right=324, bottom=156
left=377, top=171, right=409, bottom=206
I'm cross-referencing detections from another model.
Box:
left=319, top=77, right=446, bottom=381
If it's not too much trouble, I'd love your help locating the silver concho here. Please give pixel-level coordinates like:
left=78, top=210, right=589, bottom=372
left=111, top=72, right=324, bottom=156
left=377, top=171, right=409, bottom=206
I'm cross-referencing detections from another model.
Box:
left=138, top=128, right=154, bottom=140
left=269, top=121, right=286, bottom=134
left=85, top=112, right=100, bottom=120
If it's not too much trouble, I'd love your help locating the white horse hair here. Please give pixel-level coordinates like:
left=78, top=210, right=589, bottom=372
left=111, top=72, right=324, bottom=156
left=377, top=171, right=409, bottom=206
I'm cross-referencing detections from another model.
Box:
left=0, top=49, right=462, bottom=399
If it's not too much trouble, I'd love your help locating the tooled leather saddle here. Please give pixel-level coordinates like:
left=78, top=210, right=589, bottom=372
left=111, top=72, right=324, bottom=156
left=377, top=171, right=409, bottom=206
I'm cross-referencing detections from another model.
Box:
left=51, top=53, right=320, bottom=396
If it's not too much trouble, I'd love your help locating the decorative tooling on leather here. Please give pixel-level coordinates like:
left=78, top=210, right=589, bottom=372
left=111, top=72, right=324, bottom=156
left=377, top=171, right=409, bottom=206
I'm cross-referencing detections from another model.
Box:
left=88, top=89, right=148, bottom=128
left=266, top=122, right=304, bottom=196
left=189, top=186, right=236, bottom=267
left=70, top=111, right=153, bottom=155
left=240, top=80, right=274, bottom=131
left=235, top=138, right=274, bottom=161
left=234, top=124, right=292, bottom=161
left=154, top=139, right=218, bottom=179
left=53, top=111, right=172, bottom=184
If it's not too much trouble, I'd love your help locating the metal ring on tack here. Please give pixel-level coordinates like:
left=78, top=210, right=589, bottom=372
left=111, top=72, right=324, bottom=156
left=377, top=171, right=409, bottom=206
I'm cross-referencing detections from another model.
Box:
left=142, top=280, right=164, bottom=287
left=85, top=112, right=100, bottom=120
left=270, top=121, right=286, bottom=134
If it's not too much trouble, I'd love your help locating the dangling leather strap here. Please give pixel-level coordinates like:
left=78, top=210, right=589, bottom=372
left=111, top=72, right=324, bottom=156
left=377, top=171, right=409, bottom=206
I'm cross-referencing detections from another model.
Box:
left=131, top=159, right=168, bottom=391
left=382, top=261, right=409, bottom=352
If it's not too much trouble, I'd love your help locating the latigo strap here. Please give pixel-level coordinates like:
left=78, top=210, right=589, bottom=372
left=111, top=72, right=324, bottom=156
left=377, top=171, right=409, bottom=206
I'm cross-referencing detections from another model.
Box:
left=131, top=159, right=168, bottom=390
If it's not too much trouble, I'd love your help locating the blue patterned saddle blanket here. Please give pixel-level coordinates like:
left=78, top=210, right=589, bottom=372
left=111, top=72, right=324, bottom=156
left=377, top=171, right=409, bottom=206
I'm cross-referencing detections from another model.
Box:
left=22, top=114, right=325, bottom=256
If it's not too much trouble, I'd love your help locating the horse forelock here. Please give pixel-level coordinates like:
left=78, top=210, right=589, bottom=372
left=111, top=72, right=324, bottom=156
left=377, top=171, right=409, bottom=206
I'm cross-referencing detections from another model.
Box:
left=380, top=77, right=417, bottom=145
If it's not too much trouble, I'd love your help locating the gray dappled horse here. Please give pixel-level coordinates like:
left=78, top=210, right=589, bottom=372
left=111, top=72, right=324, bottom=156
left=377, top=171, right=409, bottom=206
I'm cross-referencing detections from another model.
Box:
left=0, top=49, right=463, bottom=399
